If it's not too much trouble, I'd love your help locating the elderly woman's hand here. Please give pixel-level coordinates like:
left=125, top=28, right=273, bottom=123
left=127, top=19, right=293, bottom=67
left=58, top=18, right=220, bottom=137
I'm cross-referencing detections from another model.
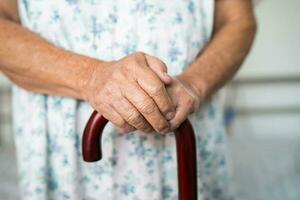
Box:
left=166, top=76, right=201, bottom=131
left=83, top=52, right=175, bottom=134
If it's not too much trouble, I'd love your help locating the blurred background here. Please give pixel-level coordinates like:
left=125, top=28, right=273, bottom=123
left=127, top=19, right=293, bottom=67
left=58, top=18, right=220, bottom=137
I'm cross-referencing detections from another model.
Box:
left=1, top=0, right=300, bottom=199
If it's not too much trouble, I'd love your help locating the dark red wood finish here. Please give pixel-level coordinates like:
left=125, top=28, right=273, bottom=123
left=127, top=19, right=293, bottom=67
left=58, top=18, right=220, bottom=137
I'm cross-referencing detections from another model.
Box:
left=82, top=111, right=108, bottom=162
left=82, top=110, right=197, bottom=200
left=175, top=119, right=197, bottom=200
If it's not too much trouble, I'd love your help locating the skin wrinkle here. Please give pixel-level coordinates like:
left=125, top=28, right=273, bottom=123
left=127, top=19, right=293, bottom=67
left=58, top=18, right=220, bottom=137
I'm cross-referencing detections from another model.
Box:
left=0, top=0, right=256, bottom=133
left=114, top=78, right=151, bottom=131
left=123, top=81, right=158, bottom=132
left=121, top=71, right=166, bottom=131
left=121, top=89, right=153, bottom=132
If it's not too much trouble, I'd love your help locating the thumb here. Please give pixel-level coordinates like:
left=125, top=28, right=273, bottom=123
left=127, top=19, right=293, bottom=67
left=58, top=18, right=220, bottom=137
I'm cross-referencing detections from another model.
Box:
left=145, top=55, right=172, bottom=85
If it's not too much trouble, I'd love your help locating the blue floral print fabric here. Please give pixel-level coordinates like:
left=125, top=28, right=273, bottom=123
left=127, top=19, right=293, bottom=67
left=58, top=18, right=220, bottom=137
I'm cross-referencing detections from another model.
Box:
left=13, top=0, right=234, bottom=199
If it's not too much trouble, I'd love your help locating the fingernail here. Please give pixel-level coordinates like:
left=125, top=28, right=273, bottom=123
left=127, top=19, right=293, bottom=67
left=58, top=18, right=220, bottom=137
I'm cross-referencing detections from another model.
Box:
left=166, top=112, right=175, bottom=120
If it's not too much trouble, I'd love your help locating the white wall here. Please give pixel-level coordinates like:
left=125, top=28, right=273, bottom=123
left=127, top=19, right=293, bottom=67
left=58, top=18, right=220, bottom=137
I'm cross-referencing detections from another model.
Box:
left=230, top=0, right=300, bottom=136
left=229, top=1, right=300, bottom=199
left=243, top=0, right=300, bottom=70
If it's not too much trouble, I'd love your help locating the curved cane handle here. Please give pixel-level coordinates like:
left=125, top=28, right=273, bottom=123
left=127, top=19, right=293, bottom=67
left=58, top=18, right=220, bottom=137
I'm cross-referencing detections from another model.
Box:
left=82, top=111, right=108, bottom=162
left=82, top=110, right=197, bottom=200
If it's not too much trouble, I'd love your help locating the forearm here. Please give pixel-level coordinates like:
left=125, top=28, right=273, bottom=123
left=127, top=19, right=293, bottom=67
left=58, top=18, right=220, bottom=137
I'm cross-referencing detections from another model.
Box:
left=0, top=17, right=103, bottom=99
left=180, top=0, right=256, bottom=100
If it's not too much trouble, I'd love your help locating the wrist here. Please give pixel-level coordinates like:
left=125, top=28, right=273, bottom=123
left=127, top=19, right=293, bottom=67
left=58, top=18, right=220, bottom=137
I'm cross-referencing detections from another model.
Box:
left=177, top=71, right=208, bottom=102
left=64, top=52, right=109, bottom=101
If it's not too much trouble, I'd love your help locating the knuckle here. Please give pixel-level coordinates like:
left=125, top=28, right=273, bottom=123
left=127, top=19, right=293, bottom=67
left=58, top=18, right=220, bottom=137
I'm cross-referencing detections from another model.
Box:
left=115, top=118, right=127, bottom=128
left=173, top=122, right=180, bottom=130
left=131, top=52, right=146, bottom=65
left=119, top=66, right=135, bottom=80
left=111, top=69, right=122, bottom=78
left=111, top=72, right=126, bottom=85
left=121, top=63, right=132, bottom=73
left=144, top=127, right=153, bottom=133
left=134, top=51, right=145, bottom=58
left=157, top=60, right=168, bottom=71
left=149, top=83, right=164, bottom=97
left=117, top=127, right=128, bottom=134
left=186, top=96, right=195, bottom=107
left=160, top=100, right=173, bottom=113
left=155, top=121, right=168, bottom=132
left=93, top=98, right=106, bottom=111
left=127, top=112, right=144, bottom=126
left=119, top=124, right=135, bottom=134
left=123, top=61, right=139, bottom=73
left=102, top=87, right=113, bottom=98
left=139, top=99, right=156, bottom=115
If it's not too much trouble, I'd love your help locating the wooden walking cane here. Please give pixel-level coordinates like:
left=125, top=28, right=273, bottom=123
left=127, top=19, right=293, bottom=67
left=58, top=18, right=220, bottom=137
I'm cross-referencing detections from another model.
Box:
left=82, top=111, right=197, bottom=200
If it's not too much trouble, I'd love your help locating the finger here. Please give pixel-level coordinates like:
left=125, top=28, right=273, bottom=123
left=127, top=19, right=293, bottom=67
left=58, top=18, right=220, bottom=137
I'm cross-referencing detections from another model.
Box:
left=169, top=103, right=191, bottom=130
left=98, top=103, right=136, bottom=133
left=117, top=126, right=136, bottom=134
left=111, top=94, right=154, bottom=133
left=135, top=61, right=175, bottom=121
left=124, top=82, right=170, bottom=133
left=145, top=54, right=172, bottom=85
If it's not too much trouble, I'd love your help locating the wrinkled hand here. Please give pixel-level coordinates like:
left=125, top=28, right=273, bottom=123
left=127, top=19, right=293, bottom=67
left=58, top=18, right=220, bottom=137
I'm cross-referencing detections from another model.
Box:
left=166, top=77, right=201, bottom=131
left=83, top=52, right=175, bottom=134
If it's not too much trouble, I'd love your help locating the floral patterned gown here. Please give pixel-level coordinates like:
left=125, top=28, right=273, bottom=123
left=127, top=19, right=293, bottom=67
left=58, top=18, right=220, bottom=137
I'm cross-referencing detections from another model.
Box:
left=13, top=0, right=234, bottom=199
